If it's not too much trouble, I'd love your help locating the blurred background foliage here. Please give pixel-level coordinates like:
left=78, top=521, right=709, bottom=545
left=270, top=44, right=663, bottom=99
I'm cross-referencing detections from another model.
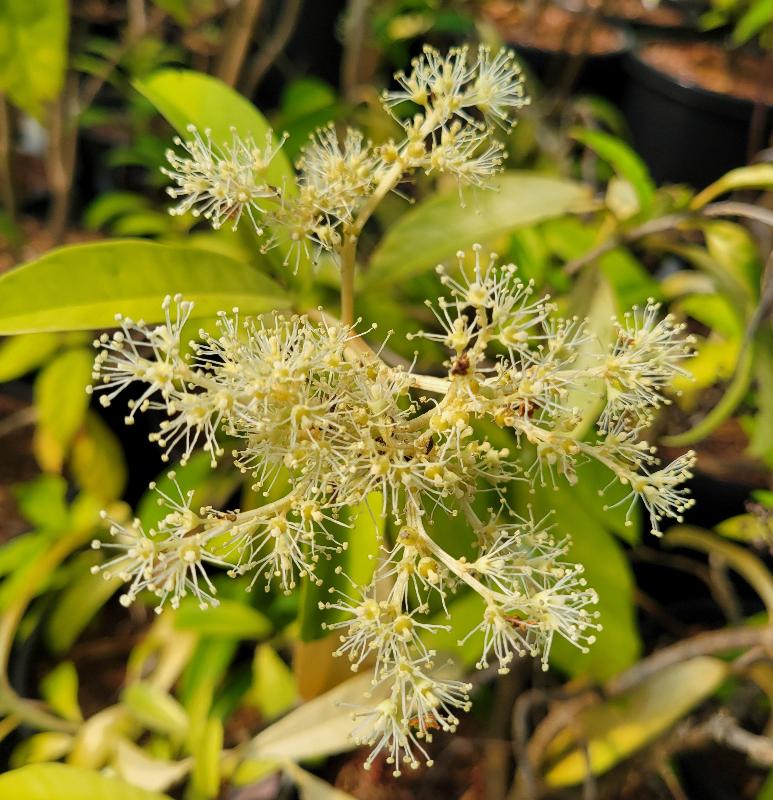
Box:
left=0, top=0, right=771, bottom=798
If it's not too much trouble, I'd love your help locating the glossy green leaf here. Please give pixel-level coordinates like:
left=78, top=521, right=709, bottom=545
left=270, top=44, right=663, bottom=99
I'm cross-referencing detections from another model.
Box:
left=691, top=163, right=773, bottom=209
left=544, top=657, right=728, bottom=786
left=33, top=348, right=93, bottom=469
left=364, top=173, right=591, bottom=289
left=40, top=662, right=82, bottom=722
left=0, top=0, right=68, bottom=119
left=174, top=599, right=272, bottom=639
left=0, top=763, right=172, bottom=800
left=0, top=333, right=61, bottom=381
left=0, top=241, right=289, bottom=334
left=122, top=683, right=189, bottom=739
left=571, top=128, right=655, bottom=211
left=134, top=69, right=294, bottom=191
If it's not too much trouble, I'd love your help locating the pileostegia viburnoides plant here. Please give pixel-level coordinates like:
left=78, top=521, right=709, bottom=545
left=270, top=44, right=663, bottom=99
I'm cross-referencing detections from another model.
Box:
left=87, top=46, right=696, bottom=775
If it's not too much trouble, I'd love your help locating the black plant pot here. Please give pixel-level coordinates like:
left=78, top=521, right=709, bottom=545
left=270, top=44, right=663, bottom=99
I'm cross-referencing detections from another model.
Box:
left=621, top=44, right=773, bottom=187
left=510, top=35, right=632, bottom=104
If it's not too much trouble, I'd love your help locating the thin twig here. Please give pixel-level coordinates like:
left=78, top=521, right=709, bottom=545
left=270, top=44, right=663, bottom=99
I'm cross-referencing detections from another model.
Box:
left=215, top=0, right=265, bottom=87
left=607, top=626, right=773, bottom=696
left=240, top=0, right=303, bottom=97
left=0, top=407, right=37, bottom=439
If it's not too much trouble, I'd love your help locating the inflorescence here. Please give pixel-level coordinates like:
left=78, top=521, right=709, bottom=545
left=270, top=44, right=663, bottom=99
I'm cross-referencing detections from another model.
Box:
left=162, top=44, right=529, bottom=269
left=88, top=47, right=696, bottom=776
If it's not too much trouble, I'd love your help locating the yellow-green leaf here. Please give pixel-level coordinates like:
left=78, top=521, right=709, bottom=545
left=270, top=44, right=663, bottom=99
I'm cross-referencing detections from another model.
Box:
left=251, top=645, right=298, bottom=720
left=544, top=657, right=728, bottom=786
left=0, top=0, right=68, bottom=119
left=70, top=411, right=127, bottom=501
left=364, top=173, right=591, bottom=289
left=691, top=163, right=773, bottom=209
left=33, top=348, right=93, bottom=470
left=134, top=70, right=294, bottom=192
left=0, top=332, right=61, bottom=381
left=0, top=241, right=289, bottom=335
left=122, top=683, right=189, bottom=740
left=40, top=662, right=82, bottom=722
left=0, top=763, right=172, bottom=800
left=174, top=599, right=272, bottom=639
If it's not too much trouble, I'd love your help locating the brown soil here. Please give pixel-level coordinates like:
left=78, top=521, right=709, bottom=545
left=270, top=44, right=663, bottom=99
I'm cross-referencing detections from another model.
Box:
left=485, top=2, right=628, bottom=55
left=600, top=0, right=686, bottom=26
left=641, top=40, right=773, bottom=106
left=0, top=217, right=101, bottom=274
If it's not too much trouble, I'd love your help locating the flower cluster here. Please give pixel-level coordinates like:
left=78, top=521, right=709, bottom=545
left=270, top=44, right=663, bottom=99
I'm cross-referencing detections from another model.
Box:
left=89, top=242, right=694, bottom=773
left=161, top=45, right=528, bottom=267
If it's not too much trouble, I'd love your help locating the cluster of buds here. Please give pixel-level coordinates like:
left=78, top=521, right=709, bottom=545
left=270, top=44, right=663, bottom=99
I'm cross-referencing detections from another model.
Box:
left=89, top=245, right=694, bottom=773
left=162, top=45, right=529, bottom=268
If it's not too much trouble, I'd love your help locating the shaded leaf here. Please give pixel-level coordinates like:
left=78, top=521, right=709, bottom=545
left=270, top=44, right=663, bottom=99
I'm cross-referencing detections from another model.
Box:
left=122, top=683, right=188, bottom=739
left=174, top=599, right=272, bottom=639
left=691, top=163, right=773, bottom=209
left=40, top=662, right=82, bottom=722
left=544, top=657, right=728, bottom=786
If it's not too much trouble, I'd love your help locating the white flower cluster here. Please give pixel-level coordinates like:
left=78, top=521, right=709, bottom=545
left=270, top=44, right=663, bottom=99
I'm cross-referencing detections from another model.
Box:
left=89, top=245, right=694, bottom=774
left=162, top=45, right=529, bottom=267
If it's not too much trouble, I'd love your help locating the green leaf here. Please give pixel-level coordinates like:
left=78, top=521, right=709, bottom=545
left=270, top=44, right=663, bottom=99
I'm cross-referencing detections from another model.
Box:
left=364, top=173, right=591, bottom=289
left=662, top=341, right=755, bottom=446
left=190, top=717, right=223, bottom=799
left=0, top=0, right=68, bottom=119
left=0, top=241, right=289, bottom=335
left=515, top=480, right=641, bottom=680
left=70, top=411, right=127, bottom=501
left=9, top=732, right=73, bottom=767
left=44, top=568, right=122, bottom=654
left=174, top=599, right=272, bottom=639
left=13, top=474, right=69, bottom=530
left=571, top=128, right=655, bottom=212
left=0, top=333, right=61, bottom=381
left=733, top=0, right=773, bottom=44
left=691, top=163, right=773, bottom=209
left=121, top=683, right=189, bottom=739
left=33, top=347, right=92, bottom=471
left=298, top=492, right=382, bottom=641
left=543, top=657, right=728, bottom=786
left=84, top=192, right=151, bottom=231
left=251, top=644, right=298, bottom=720
left=40, top=662, right=82, bottom=722
left=134, top=69, right=293, bottom=191
left=0, top=763, right=172, bottom=800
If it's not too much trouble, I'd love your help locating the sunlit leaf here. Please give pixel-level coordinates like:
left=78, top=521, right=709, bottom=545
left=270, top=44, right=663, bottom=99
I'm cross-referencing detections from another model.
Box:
left=134, top=69, right=293, bottom=191
left=0, top=241, right=289, bottom=334
left=174, top=599, right=272, bottom=639
left=251, top=644, right=298, bottom=720
left=0, top=333, right=61, bottom=381
left=0, top=763, right=172, bottom=800
left=691, top=163, right=773, bottom=209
